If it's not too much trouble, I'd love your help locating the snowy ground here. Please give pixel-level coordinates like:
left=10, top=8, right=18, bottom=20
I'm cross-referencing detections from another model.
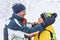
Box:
left=0, top=0, right=60, bottom=40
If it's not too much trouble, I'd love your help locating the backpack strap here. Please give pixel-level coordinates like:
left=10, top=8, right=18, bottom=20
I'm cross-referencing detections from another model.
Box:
left=45, top=30, right=53, bottom=40
left=38, top=32, right=40, bottom=40
left=38, top=29, right=53, bottom=40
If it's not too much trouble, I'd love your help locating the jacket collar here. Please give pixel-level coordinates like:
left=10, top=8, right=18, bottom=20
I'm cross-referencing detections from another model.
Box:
left=10, top=13, right=24, bottom=21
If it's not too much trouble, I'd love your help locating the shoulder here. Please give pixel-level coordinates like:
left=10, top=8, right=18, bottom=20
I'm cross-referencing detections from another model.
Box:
left=6, top=19, right=16, bottom=26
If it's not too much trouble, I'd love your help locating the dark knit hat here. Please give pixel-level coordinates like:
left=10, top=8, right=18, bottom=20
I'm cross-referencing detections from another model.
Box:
left=41, top=12, right=57, bottom=20
left=12, top=3, right=26, bottom=14
left=51, top=13, right=57, bottom=18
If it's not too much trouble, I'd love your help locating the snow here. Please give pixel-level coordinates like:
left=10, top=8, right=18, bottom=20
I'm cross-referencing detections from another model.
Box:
left=0, top=0, right=60, bottom=40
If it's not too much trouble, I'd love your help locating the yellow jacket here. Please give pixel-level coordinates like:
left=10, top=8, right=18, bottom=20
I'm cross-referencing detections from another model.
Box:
left=34, top=25, right=56, bottom=40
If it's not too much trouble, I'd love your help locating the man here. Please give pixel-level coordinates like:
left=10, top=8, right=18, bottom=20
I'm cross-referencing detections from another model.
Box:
left=5, top=3, right=56, bottom=40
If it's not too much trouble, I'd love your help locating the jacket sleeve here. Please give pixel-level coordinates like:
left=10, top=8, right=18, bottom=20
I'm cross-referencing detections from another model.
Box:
left=6, top=19, right=46, bottom=33
left=29, top=22, right=46, bottom=33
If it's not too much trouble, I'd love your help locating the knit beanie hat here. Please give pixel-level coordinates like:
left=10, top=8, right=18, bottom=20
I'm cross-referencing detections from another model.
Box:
left=12, top=3, right=26, bottom=14
left=41, top=12, right=57, bottom=20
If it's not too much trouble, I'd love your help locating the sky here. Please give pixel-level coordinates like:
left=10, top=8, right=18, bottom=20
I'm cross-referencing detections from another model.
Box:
left=0, top=0, right=60, bottom=40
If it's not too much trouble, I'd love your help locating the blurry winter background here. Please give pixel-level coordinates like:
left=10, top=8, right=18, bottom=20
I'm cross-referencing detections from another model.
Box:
left=0, top=0, right=60, bottom=40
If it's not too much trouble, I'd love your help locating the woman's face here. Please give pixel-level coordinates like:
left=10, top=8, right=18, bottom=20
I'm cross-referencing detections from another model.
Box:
left=38, top=17, right=43, bottom=24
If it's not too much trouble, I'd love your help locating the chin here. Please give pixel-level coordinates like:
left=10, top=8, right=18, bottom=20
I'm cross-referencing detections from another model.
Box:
left=22, top=16, right=24, bottom=18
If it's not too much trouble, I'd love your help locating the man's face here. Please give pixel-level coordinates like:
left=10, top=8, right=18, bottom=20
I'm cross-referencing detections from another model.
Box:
left=17, top=10, right=26, bottom=18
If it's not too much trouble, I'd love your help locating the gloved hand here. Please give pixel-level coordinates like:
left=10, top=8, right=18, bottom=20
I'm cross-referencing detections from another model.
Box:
left=24, top=32, right=38, bottom=38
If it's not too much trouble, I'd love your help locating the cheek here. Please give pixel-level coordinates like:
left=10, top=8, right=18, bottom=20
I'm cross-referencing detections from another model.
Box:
left=38, top=19, right=42, bottom=22
left=19, top=12, right=23, bottom=16
left=38, top=18, right=43, bottom=22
